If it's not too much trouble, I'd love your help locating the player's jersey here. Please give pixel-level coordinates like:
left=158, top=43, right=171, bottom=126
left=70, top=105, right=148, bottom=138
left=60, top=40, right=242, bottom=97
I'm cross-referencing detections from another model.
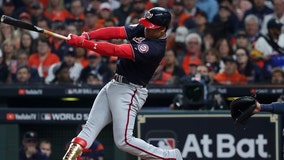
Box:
left=116, top=24, right=167, bottom=86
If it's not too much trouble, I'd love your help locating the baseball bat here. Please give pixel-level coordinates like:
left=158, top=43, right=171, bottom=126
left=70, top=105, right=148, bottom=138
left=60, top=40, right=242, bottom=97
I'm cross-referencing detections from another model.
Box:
left=0, top=15, right=68, bottom=40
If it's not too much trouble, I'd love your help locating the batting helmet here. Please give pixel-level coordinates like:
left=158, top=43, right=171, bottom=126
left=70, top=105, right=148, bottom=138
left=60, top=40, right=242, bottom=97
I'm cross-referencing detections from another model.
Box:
left=139, top=7, right=171, bottom=29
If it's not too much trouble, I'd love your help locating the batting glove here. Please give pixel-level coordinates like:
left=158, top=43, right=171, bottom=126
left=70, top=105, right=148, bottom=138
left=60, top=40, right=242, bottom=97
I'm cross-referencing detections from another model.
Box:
left=80, top=32, right=90, bottom=40
left=66, top=34, right=85, bottom=48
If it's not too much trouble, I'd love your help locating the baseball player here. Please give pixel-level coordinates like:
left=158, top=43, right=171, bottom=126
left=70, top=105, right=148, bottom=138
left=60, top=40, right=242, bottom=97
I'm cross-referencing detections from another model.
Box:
left=63, top=7, right=183, bottom=160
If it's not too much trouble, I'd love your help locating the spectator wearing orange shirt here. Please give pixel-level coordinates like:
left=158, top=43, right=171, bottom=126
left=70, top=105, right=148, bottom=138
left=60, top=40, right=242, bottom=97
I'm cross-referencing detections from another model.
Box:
left=181, top=33, right=203, bottom=75
left=124, top=0, right=147, bottom=25
left=65, top=0, right=85, bottom=26
left=214, top=56, right=247, bottom=85
left=83, top=8, right=103, bottom=32
left=171, top=0, right=195, bottom=31
left=44, top=0, right=69, bottom=22
left=28, top=36, right=60, bottom=78
left=149, top=59, right=173, bottom=85
left=49, top=21, right=71, bottom=60
left=163, top=49, right=186, bottom=79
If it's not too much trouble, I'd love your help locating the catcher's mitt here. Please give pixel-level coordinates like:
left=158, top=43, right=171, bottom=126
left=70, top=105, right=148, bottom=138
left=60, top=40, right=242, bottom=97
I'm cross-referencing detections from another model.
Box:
left=230, top=96, right=257, bottom=125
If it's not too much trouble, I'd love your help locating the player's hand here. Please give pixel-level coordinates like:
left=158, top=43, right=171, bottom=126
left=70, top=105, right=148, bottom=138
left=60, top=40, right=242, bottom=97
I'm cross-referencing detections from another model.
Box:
left=253, top=102, right=261, bottom=114
left=80, top=32, right=90, bottom=40
left=66, top=34, right=84, bottom=47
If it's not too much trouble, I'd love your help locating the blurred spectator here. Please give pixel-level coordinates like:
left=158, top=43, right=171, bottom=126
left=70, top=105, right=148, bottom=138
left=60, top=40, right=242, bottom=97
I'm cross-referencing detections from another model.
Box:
left=254, top=18, right=284, bottom=58
left=243, top=14, right=261, bottom=44
left=149, top=62, right=173, bottom=85
left=104, top=18, right=117, bottom=27
left=0, top=0, right=18, bottom=18
left=19, top=131, right=47, bottom=160
left=252, top=18, right=284, bottom=78
left=66, top=23, right=81, bottom=35
left=196, top=0, right=219, bottom=23
left=0, top=23, right=21, bottom=49
left=44, top=0, right=69, bottom=22
left=19, top=31, right=37, bottom=55
left=112, top=0, right=133, bottom=26
left=83, top=8, right=102, bottom=32
left=214, top=38, right=235, bottom=71
left=125, top=0, right=147, bottom=25
left=171, top=0, right=195, bottom=31
left=28, top=35, right=60, bottom=79
left=129, top=15, right=140, bottom=25
left=213, top=56, right=247, bottom=85
left=196, top=64, right=210, bottom=78
left=29, top=1, right=46, bottom=25
left=187, top=60, right=202, bottom=76
left=206, top=63, right=218, bottom=85
left=180, top=64, right=211, bottom=85
left=50, top=21, right=70, bottom=60
left=13, top=50, right=42, bottom=83
left=2, top=38, right=17, bottom=83
left=260, top=0, right=284, bottom=35
left=228, top=0, right=252, bottom=22
left=18, top=12, right=39, bottom=40
left=86, top=71, right=104, bottom=85
left=78, top=51, right=108, bottom=84
left=231, top=29, right=252, bottom=51
left=243, top=0, right=273, bottom=26
left=37, top=18, right=51, bottom=31
left=39, top=139, right=52, bottom=159
left=96, top=2, right=118, bottom=27
left=201, top=30, right=216, bottom=52
left=270, top=67, right=284, bottom=84
left=152, top=0, right=171, bottom=9
left=163, top=49, right=186, bottom=84
left=190, top=10, right=210, bottom=35
left=0, top=50, right=9, bottom=83
left=14, top=65, right=32, bottom=84
left=211, top=4, right=239, bottom=40
left=45, top=47, right=83, bottom=84
left=74, top=47, right=88, bottom=67
left=65, top=0, right=85, bottom=26
left=37, top=18, right=52, bottom=30
left=183, top=0, right=203, bottom=15
left=235, top=47, right=264, bottom=83
left=86, top=0, right=103, bottom=12
left=203, top=48, right=221, bottom=74
left=50, top=62, right=73, bottom=84
left=181, top=33, right=203, bottom=75
left=169, top=26, right=188, bottom=59
left=108, top=0, right=120, bottom=10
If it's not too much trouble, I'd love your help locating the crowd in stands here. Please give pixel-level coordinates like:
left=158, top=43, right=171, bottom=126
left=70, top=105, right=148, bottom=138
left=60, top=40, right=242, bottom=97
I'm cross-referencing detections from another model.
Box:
left=0, top=0, right=284, bottom=86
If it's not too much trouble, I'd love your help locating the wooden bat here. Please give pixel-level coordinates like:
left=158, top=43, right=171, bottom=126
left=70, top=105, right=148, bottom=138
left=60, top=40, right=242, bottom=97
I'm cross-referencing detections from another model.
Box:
left=0, top=15, right=68, bottom=40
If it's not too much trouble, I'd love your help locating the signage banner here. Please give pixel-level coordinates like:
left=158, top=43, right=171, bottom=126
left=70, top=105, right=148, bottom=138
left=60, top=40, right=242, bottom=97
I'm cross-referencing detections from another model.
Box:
left=0, top=108, right=90, bottom=123
left=137, top=113, right=281, bottom=160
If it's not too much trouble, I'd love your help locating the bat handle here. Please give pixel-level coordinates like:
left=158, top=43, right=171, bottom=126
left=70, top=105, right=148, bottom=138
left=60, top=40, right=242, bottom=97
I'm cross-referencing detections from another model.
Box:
left=43, top=30, right=68, bottom=40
